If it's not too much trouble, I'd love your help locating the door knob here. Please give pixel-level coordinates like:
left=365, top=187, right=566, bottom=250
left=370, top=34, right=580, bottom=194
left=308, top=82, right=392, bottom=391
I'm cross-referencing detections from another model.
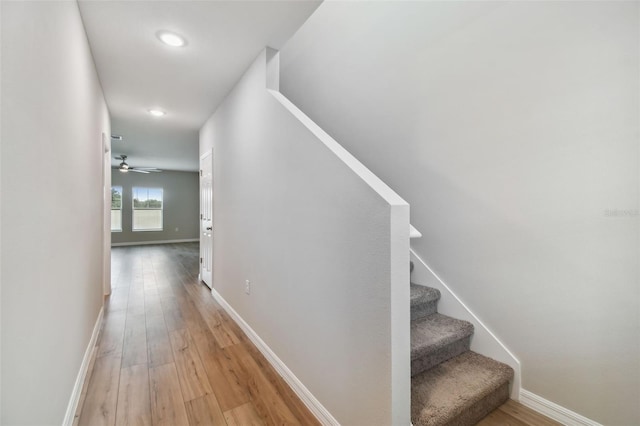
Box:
left=206, top=227, right=212, bottom=231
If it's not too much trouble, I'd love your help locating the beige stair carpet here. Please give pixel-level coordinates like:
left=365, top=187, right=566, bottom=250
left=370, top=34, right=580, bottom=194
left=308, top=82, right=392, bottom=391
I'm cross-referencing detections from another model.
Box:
left=411, top=351, right=513, bottom=426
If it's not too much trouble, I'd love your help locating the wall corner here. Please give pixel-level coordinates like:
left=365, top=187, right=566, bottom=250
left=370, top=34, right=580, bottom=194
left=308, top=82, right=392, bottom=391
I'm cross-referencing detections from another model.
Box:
left=390, top=203, right=411, bottom=426
left=265, top=47, right=280, bottom=92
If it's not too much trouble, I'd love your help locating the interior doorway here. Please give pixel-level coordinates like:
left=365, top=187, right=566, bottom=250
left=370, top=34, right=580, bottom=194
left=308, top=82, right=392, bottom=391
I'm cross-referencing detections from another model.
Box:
left=102, top=132, right=112, bottom=296
left=199, top=148, right=213, bottom=288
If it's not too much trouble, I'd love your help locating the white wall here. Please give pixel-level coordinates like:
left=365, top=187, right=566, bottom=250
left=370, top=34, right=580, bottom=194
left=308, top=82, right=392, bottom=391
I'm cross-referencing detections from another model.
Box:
left=200, top=49, right=410, bottom=425
left=280, top=2, right=639, bottom=425
left=111, top=170, right=199, bottom=244
left=0, top=1, right=4, bottom=420
left=1, top=1, right=110, bottom=423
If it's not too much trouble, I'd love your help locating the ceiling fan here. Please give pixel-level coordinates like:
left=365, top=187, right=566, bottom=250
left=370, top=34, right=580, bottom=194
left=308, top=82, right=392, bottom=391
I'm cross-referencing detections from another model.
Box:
left=114, top=155, right=162, bottom=174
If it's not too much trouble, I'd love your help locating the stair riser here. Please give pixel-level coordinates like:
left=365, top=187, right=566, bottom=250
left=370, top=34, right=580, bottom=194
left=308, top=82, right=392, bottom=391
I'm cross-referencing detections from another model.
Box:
left=409, top=282, right=514, bottom=426
left=444, top=382, right=510, bottom=426
left=411, top=301, right=438, bottom=321
left=411, top=336, right=471, bottom=377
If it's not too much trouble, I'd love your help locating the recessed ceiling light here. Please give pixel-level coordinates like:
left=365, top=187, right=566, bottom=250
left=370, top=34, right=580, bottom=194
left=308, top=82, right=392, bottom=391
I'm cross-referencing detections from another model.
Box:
left=156, top=30, right=186, bottom=47
left=148, top=109, right=166, bottom=117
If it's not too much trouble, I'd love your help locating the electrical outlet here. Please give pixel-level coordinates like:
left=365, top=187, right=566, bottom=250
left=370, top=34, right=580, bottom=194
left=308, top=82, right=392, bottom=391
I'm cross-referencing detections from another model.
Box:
left=245, top=280, right=251, bottom=295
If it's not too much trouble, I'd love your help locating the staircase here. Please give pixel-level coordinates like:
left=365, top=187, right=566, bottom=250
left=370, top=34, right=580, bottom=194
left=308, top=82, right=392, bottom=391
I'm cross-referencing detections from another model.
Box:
left=410, top=263, right=514, bottom=426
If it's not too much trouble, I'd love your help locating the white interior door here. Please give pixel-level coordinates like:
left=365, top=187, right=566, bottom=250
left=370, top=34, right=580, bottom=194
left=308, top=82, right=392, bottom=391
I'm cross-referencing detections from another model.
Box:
left=200, top=149, right=213, bottom=288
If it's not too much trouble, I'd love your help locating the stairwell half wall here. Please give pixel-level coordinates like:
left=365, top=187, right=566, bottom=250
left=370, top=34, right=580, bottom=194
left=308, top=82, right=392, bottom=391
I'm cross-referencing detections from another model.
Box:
left=199, top=49, right=410, bottom=425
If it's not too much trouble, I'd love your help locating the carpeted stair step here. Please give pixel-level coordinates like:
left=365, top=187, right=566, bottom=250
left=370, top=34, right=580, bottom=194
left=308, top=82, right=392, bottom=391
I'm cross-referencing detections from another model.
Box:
left=411, top=351, right=514, bottom=426
left=411, top=313, right=473, bottom=376
left=410, top=283, right=441, bottom=321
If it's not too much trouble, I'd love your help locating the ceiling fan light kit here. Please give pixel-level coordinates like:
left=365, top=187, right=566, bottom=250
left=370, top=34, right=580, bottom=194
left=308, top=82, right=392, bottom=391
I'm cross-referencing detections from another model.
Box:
left=114, top=155, right=162, bottom=174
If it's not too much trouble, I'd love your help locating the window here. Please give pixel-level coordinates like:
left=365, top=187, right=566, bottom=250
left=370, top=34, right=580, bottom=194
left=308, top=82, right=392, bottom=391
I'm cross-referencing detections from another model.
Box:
left=132, top=187, right=163, bottom=231
left=111, top=186, right=123, bottom=232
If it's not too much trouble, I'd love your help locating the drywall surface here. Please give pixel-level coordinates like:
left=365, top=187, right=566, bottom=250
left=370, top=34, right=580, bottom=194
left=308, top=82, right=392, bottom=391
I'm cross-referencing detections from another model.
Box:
left=111, top=170, right=199, bottom=244
left=1, top=2, right=110, bottom=423
left=280, top=2, right=639, bottom=424
left=200, top=50, right=410, bottom=425
left=0, top=2, right=3, bottom=421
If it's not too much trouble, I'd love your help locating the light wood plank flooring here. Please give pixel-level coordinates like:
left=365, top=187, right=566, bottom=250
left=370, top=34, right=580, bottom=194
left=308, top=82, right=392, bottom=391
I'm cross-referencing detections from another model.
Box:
left=75, top=243, right=559, bottom=426
left=75, top=243, right=319, bottom=426
left=478, top=399, right=562, bottom=426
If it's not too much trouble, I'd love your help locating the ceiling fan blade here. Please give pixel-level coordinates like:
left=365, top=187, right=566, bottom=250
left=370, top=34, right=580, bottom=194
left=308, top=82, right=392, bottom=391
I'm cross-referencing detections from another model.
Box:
left=129, top=169, right=150, bottom=174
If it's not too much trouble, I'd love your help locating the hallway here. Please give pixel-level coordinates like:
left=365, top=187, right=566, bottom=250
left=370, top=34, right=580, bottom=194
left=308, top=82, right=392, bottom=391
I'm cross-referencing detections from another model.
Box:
left=75, top=243, right=318, bottom=426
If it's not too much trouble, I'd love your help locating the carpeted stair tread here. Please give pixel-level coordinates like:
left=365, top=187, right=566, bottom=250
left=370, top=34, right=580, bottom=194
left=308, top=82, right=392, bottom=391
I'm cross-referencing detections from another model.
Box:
left=411, top=283, right=440, bottom=306
left=411, top=313, right=473, bottom=362
left=411, top=351, right=514, bottom=426
left=410, top=284, right=441, bottom=320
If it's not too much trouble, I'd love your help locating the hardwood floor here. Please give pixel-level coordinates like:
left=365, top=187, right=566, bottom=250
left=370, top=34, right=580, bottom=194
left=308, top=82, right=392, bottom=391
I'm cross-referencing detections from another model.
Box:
left=478, top=400, right=562, bottom=426
left=75, top=243, right=319, bottom=426
left=75, top=242, right=559, bottom=426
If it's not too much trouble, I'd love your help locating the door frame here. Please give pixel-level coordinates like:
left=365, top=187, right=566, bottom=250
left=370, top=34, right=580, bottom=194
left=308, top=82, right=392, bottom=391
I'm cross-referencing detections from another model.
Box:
left=102, top=132, right=112, bottom=296
left=199, top=148, right=214, bottom=288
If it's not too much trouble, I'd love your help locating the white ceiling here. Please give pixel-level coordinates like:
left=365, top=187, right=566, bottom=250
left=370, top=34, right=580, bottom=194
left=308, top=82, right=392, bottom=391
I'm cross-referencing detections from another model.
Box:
left=78, top=0, right=321, bottom=172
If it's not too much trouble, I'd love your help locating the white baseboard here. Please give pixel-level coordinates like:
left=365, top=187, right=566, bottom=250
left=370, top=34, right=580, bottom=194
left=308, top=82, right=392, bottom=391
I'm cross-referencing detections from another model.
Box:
left=520, top=389, right=602, bottom=426
left=210, top=288, right=339, bottom=426
left=111, top=238, right=198, bottom=247
left=63, top=307, right=104, bottom=426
